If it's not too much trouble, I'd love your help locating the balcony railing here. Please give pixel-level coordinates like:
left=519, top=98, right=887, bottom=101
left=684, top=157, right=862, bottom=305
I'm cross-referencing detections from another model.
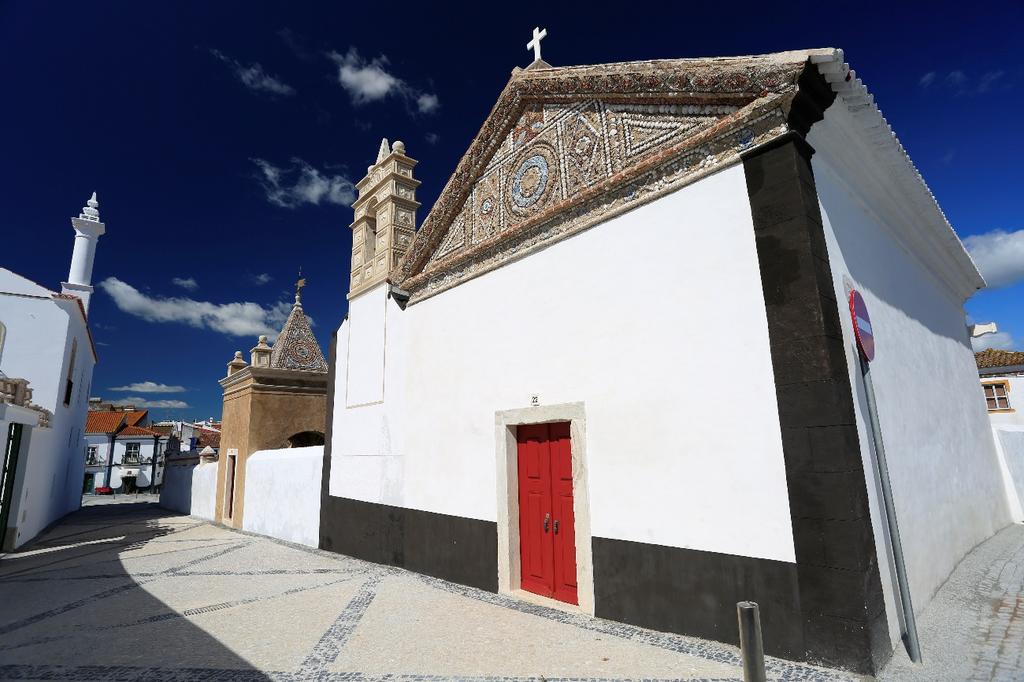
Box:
left=85, top=455, right=106, bottom=466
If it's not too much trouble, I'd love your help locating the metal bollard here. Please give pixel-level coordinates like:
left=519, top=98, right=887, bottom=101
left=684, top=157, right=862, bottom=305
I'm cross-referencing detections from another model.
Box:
left=737, top=601, right=766, bottom=682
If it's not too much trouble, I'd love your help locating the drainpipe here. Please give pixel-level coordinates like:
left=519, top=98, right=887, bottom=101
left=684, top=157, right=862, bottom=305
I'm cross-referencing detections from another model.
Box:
left=104, top=432, right=116, bottom=488
left=150, top=435, right=159, bottom=493
left=861, top=359, right=922, bottom=663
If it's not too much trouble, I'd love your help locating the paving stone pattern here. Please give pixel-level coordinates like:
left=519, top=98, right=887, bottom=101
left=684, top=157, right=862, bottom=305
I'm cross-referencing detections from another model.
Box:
left=879, top=523, right=1024, bottom=681
left=1, top=501, right=863, bottom=681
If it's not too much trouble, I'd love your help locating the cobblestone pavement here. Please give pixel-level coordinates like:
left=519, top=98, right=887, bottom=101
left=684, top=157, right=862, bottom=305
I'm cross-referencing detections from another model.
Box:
left=82, top=492, right=160, bottom=507
left=880, top=523, right=1024, bottom=681
left=0, top=502, right=857, bottom=682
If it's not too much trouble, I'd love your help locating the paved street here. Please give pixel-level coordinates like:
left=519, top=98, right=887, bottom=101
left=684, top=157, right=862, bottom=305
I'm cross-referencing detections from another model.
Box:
left=0, top=500, right=856, bottom=682
left=879, top=523, right=1024, bottom=681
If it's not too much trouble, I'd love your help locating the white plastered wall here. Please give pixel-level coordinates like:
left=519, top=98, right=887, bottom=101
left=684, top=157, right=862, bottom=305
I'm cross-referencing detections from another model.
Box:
left=243, top=446, right=323, bottom=547
left=0, top=293, right=92, bottom=548
left=330, top=164, right=797, bottom=565
left=809, top=113, right=1011, bottom=646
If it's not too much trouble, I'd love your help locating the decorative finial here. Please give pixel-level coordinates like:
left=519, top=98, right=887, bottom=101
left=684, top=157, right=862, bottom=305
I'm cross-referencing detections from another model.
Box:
left=79, top=192, right=100, bottom=222
left=376, top=138, right=390, bottom=163
left=295, top=267, right=306, bottom=305
left=527, top=27, right=547, bottom=63
left=392, top=140, right=405, bottom=155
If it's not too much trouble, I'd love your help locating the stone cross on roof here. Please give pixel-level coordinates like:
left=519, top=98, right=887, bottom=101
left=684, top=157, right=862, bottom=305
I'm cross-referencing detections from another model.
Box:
left=527, top=27, right=547, bottom=63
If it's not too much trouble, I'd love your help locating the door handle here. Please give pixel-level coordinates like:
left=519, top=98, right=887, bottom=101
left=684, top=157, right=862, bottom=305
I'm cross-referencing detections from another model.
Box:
left=543, top=513, right=550, bottom=532
left=553, top=519, right=560, bottom=534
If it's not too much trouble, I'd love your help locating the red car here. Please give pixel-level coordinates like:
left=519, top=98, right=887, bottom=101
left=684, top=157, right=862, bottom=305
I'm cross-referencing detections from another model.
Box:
left=94, top=486, right=114, bottom=495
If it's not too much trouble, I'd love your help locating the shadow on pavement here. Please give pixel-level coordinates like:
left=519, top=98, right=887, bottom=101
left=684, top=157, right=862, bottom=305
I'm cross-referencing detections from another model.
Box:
left=0, top=501, right=272, bottom=681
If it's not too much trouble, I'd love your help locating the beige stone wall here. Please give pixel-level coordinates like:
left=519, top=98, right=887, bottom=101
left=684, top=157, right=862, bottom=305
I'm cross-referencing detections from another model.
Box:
left=215, top=381, right=252, bottom=528
left=215, top=368, right=327, bottom=529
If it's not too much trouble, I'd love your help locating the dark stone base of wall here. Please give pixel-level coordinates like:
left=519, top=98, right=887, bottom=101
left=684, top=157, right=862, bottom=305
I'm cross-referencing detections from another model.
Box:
left=593, top=536, right=803, bottom=659
left=319, top=494, right=498, bottom=592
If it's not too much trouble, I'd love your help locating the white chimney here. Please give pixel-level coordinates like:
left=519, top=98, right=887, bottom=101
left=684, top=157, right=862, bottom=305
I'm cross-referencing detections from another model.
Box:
left=61, top=192, right=106, bottom=313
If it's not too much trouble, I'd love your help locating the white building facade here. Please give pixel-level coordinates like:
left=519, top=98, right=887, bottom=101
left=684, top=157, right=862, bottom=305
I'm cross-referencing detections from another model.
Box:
left=974, top=350, right=1024, bottom=523
left=85, top=412, right=169, bottom=493
left=314, top=50, right=1011, bottom=674
left=0, top=194, right=105, bottom=549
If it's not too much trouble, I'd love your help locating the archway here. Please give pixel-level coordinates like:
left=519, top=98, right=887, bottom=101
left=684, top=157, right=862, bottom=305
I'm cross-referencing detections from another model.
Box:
left=285, top=431, right=325, bottom=448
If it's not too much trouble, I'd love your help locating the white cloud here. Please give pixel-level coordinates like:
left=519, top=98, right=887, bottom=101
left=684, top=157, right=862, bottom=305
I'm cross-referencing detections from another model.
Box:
left=416, top=93, right=440, bottom=114
left=946, top=70, right=968, bottom=91
left=252, top=158, right=355, bottom=208
left=327, top=48, right=439, bottom=114
left=110, top=396, right=190, bottom=409
left=964, top=228, right=1024, bottom=288
left=972, top=331, right=1018, bottom=352
left=172, top=276, right=198, bottom=291
left=425, top=132, right=439, bottom=145
left=251, top=273, right=273, bottom=285
left=978, top=70, right=1005, bottom=93
left=109, top=381, right=186, bottom=393
left=99, top=277, right=295, bottom=339
left=210, top=49, right=295, bottom=96
left=919, top=72, right=936, bottom=88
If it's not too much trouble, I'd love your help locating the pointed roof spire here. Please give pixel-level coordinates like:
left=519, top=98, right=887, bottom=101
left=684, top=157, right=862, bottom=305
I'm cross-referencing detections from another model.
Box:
left=269, top=277, right=327, bottom=373
left=376, top=138, right=390, bottom=163
left=79, top=192, right=100, bottom=222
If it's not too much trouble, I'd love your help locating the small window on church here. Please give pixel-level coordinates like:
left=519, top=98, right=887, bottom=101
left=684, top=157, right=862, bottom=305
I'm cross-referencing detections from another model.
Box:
left=983, top=382, right=1011, bottom=411
left=63, top=339, right=77, bottom=406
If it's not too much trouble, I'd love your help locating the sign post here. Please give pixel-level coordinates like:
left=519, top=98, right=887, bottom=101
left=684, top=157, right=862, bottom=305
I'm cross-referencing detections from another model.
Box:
left=849, top=290, right=921, bottom=664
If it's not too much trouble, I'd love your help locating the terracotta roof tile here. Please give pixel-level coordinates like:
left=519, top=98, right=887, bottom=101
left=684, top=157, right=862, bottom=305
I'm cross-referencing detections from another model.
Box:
left=122, top=410, right=149, bottom=426
left=976, top=349, right=1024, bottom=370
left=196, top=429, right=220, bottom=449
left=117, top=425, right=160, bottom=438
left=85, top=412, right=126, bottom=434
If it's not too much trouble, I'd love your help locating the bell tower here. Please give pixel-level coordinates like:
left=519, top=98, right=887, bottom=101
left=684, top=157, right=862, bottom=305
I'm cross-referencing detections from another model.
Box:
left=348, top=138, right=421, bottom=299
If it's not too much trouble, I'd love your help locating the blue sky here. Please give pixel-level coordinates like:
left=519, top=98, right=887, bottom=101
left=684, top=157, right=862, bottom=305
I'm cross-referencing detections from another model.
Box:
left=1, top=2, right=1021, bottom=420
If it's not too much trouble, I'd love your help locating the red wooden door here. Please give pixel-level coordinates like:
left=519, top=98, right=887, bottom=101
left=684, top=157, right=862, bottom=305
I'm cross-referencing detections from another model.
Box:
left=517, top=422, right=577, bottom=605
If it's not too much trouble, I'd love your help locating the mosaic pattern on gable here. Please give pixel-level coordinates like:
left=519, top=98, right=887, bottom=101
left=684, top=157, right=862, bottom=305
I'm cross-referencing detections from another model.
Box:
left=425, top=99, right=737, bottom=268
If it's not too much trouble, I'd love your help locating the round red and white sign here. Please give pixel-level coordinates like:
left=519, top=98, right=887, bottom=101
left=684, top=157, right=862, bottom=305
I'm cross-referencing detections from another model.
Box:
left=849, top=290, right=875, bottom=362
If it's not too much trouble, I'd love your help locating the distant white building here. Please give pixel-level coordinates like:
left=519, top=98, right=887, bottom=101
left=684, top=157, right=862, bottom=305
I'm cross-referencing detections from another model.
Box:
left=976, top=349, right=1024, bottom=523
left=0, top=193, right=105, bottom=549
left=976, top=349, right=1024, bottom=427
left=84, top=409, right=169, bottom=493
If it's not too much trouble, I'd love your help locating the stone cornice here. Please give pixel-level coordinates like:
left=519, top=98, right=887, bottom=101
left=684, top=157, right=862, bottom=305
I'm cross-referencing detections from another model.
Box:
left=219, top=365, right=329, bottom=397
left=352, top=171, right=423, bottom=210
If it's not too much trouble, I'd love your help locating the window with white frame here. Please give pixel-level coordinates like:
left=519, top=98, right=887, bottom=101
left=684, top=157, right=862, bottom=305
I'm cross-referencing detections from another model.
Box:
left=124, top=442, right=141, bottom=463
left=983, top=382, right=1011, bottom=411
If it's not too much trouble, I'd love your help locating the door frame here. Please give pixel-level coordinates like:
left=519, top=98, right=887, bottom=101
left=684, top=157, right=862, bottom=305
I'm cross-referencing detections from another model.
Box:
left=224, top=453, right=237, bottom=521
left=495, top=402, right=594, bottom=614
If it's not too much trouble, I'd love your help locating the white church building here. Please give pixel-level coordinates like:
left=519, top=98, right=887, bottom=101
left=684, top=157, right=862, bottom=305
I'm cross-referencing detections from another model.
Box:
left=316, top=47, right=1012, bottom=674
left=0, top=193, right=105, bottom=550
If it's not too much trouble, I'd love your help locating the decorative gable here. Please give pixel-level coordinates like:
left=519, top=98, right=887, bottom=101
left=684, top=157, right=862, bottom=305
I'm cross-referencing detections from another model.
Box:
left=423, top=100, right=732, bottom=272
left=393, top=51, right=833, bottom=303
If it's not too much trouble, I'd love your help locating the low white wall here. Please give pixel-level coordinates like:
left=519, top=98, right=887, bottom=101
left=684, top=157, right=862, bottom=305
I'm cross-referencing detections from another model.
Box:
left=242, top=446, right=323, bottom=547
left=994, top=427, right=1024, bottom=522
left=159, top=456, right=217, bottom=521
left=191, top=462, right=217, bottom=521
